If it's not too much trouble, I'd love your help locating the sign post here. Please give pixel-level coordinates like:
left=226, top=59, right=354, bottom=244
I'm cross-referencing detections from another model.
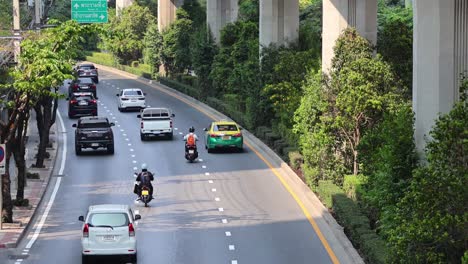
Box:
left=71, top=0, right=108, bottom=23
left=0, top=144, right=5, bottom=230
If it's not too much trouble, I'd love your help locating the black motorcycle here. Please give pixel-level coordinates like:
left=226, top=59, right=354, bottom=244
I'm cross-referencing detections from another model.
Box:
left=185, top=144, right=198, bottom=163
left=133, top=173, right=153, bottom=207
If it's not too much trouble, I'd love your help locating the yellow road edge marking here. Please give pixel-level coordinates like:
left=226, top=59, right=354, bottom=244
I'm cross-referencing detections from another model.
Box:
left=104, top=67, right=340, bottom=263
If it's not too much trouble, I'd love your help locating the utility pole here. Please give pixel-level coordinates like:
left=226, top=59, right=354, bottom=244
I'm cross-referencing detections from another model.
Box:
left=35, top=0, right=41, bottom=27
left=13, top=0, right=21, bottom=62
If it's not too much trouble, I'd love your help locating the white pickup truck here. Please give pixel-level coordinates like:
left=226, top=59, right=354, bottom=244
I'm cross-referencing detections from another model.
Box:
left=137, top=107, right=175, bottom=141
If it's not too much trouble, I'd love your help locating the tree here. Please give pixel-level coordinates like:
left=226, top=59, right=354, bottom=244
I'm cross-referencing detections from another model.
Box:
left=377, top=5, right=413, bottom=99
left=143, top=21, right=162, bottom=77
left=160, top=9, right=193, bottom=75
left=104, top=4, right=154, bottom=64
left=388, top=77, right=468, bottom=263
left=191, top=25, right=217, bottom=99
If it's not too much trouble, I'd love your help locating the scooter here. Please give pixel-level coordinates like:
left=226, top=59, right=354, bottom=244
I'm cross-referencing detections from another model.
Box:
left=185, top=144, right=198, bottom=163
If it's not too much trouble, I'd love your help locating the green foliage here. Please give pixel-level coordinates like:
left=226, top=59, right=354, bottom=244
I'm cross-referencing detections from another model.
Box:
left=0, top=0, right=12, bottom=30
left=103, top=4, right=154, bottom=64
left=342, top=174, right=367, bottom=201
left=377, top=5, right=413, bottom=99
left=143, top=21, right=162, bottom=76
left=159, top=77, right=200, bottom=99
left=182, top=0, right=206, bottom=28
left=238, top=0, right=259, bottom=23
left=358, top=103, right=416, bottom=228
left=288, top=151, right=303, bottom=170
left=388, top=78, right=468, bottom=263
left=299, top=0, right=322, bottom=52
left=85, top=51, right=152, bottom=78
left=191, top=24, right=217, bottom=99
left=134, top=0, right=157, bottom=16
left=48, top=0, right=72, bottom=22
left=160, top=8, right=193, bottom=75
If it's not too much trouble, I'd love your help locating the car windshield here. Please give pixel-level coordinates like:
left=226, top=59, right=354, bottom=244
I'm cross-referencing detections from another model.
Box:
left=123, top=90, right=142, bottom=96
left=214, top=124, right=238, bottom=132
left=88, top=213, right=128, bottom=227
left=74, top=96, right=93, bottom=101
left=79, top=65, right=95, bottom=70
left=79, top=120, right=109, bottom=128
left=142, top=109, right=169, bottom=118
left=77, top=78, right=93, bottom=84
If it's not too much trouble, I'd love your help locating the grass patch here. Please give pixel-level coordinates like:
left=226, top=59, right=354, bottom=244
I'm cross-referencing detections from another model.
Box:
left=85, top=51, right=152, bottom=79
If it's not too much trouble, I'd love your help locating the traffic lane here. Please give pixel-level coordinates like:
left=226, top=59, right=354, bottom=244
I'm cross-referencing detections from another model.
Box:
left=100, top=71, right=333, bottom=263
left=95, top=76, right=237, bottom=264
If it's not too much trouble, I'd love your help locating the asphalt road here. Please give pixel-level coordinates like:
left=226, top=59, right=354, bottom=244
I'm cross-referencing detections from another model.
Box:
left=1, top=69, right=334, bottom=264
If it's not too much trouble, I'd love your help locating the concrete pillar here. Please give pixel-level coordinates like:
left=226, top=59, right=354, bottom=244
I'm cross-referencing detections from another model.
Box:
left=413, top=0, right=466, bottom=153
left=259, top=0, right=299, bottom=48
left=207, top=0, right=238, bottom=42
left=13, top=0, right=21, bottom=63
left=322, top=0, right=377, bottom=72
left=158, top=0, right=184, bottom=32
left=116, top=0, right=133, bottom=16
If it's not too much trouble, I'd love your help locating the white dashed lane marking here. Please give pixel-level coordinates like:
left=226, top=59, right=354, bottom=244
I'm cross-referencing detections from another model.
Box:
left=128, top=143, right=132, bottom=146
left=215, top=197, right=220, bottom=202
left=211, top=188, right=216, bottom=192
left=229, top=245, right=235, bottom=251
left=132, top=160, right=137, bottom=164
left=208, top=180, right=213, bottom=184
left=232, top=260, right=238, bottom=264
left=133, top=167, right=138, bottom=170
left=222, top=219, right=228, bottom=224
left=199, top=159, right=203, bottom=162
left=218, top=208, right=224, bottom=212
left=120, top=129, right=125, bottom=132
left=131, top=154, right=136, bottom=158
left=205, top=172, right=210, bottom=176
left=202, top=165, right=207, bottom=169
left=225, top=231, right=231, bottom=237
left=130, top=149, right=134, bottom=152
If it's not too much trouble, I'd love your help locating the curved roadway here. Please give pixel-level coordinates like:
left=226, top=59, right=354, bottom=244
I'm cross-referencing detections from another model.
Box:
left=2, top=68, right=335, bottom=264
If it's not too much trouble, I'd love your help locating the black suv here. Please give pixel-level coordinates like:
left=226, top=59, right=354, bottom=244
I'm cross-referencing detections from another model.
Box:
left=69, top=77, right=97, bottom=98
left=68, top=92, right=98, bottom=118
left=76, top=63, right=99, bottom=83
left=73, top=117, right=115, bottom=155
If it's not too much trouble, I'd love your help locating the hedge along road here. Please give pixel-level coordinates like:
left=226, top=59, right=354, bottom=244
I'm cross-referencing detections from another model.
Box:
left=1, top=66, right=352, bottom=264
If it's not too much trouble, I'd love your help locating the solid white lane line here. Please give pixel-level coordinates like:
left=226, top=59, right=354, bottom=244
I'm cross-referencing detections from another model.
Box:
left=218, top=208, right=224, bottom=212
left=225, top=231, right=231, bottom=237
left=211, top=188, right=216, bottom=192
left=26, top=112, right=66, bottom=249
left=229, top=245, right=235, bottom=251
left=222, top=219, right=228, bottom=224
left=215, top=197, right=220, bottom=202
left=205, top=172, right=210, bottom=176
left=208, top=180, right=213, bottom=184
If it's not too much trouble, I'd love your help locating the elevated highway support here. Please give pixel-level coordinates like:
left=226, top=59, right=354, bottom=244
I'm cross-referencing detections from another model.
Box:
left=207, top=0, right=238, bottom=42
left=259, top=0, right=299, bottom=48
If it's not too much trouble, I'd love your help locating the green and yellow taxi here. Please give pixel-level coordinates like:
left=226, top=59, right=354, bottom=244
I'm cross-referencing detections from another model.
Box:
left=204, top=121, right=243, bottom=153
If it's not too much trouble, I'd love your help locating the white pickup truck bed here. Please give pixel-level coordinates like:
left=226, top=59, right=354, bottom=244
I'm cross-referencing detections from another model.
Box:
left=138, top=108, right=174, bottom=140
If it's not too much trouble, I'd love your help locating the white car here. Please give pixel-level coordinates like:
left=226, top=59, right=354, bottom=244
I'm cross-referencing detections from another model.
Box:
left=79, top=204, right=140, bottom=264
left=117, top=88, right=146, bottom=111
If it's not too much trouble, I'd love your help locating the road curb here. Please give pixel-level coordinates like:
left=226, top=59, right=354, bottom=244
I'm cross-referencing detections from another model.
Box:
left=89, top=63, right=364, bottom=264
left=0, top=119, right=60, bottom=248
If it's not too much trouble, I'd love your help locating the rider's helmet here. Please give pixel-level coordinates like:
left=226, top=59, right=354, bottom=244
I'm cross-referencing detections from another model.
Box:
left=141, top=163, right=148, bottom=172
left=189, top=126, right=195, bottom=133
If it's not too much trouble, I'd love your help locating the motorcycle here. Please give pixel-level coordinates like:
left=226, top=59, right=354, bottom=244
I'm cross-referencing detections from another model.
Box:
left=185, top=144, right=198, bottom=163
left=133, top=173, right=153, bottom=207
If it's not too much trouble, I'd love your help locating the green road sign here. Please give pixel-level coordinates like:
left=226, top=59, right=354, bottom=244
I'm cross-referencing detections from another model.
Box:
left=71, top=0, right=108, bottom=23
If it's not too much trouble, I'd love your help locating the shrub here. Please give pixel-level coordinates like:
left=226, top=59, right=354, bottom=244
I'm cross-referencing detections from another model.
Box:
left=255, top=126, right=269, bottom=138
left=343, top=174, right=367, bottom=201
left=131, top=61, right=139, bottom=68
left=159, top=77, right=200, bottom=99
left=288, top=151, right=303, bottom=170
left=315, top=180, right=344, bottom=208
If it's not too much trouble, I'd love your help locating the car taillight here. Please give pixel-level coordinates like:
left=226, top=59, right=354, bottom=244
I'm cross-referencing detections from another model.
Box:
left=170, top=121, right=173, bottom=128
left=90, top=99, right=96, bottom=104
left=141, top=122, right=143, bottom=129
left=128, top=223, right=135, bottom=237
left=70, top=99, right=77, bottom=104
left=138, top=97, right=145, bottom=101
left=210, top=134, right=217, bottom=137
left=83, top=224, right=89, bottom=237
left=90, top=84, right=96, bottom=90
left=233, top=133, right=242, bottom=137
left=73, top=84, right=79, bottom=91
left=121, top=97, right=129, bottom=101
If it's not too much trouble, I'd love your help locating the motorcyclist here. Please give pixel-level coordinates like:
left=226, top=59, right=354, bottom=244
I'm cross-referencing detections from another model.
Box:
left=136, top=163, right=154, bottom=200
left=183, top=126, right=198, bottom=153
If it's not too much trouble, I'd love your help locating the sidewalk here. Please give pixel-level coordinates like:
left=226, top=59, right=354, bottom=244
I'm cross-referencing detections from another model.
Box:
left=0, top=111, right=58, bottom=248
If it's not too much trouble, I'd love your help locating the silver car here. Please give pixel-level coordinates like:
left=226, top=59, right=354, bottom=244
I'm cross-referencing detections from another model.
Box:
left=79, top=204, right=140, bottom=264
